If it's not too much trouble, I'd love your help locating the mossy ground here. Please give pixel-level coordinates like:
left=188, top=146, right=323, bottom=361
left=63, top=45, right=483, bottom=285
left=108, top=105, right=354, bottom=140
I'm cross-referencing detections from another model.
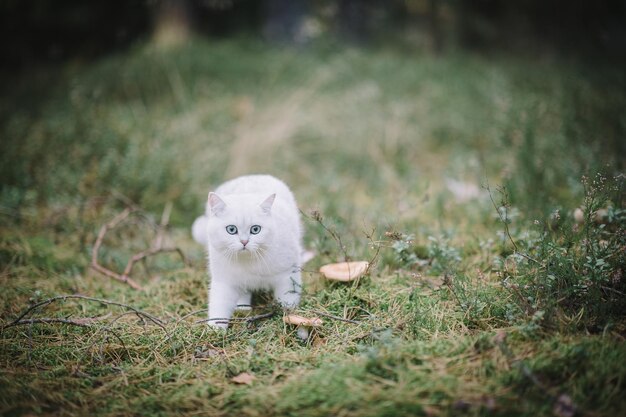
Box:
left=1, top=38, right=625, bottom=416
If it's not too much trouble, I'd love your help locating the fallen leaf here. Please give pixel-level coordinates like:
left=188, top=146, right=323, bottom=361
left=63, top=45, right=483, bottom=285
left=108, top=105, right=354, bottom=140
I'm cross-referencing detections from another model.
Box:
left=231, top=372, right=256, bottom=385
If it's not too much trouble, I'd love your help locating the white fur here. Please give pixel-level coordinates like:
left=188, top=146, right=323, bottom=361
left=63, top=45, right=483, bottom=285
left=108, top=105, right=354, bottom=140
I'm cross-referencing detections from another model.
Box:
left=192, top=175, right=303, bottom=329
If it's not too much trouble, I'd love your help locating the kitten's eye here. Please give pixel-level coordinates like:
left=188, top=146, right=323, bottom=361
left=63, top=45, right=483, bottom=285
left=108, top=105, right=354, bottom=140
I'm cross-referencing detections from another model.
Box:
left=226, top=225, right=238, bottom=235
left=250, top=225, right=262, bottom=235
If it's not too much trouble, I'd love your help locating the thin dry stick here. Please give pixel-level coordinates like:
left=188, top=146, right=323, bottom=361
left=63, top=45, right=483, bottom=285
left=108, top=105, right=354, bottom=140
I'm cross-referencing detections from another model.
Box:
left=2, top=313, right=113, bottom=329
left=5, top=318, right=93, bottom=328
left=91, top=204, right=189, bottom=290
left=91, top=208, right=144, bottom=290
left=305, top=209, right=350, bottom=262
left=81, top=311, right=145, bottom=360
left=443, top=273, right=466, bottom=311
left=154, top=201, right=173, bottom=249
left=177, top=308, right=209, bottom=323
left=122, top=247, right=187, bottom=278
left=155, top=308, right=211, bottom=350
left=364, top=226, right=382, bottom=275
left=311, top=310, right=360, bottom=324
left=3, top=294, right=165, bottom=331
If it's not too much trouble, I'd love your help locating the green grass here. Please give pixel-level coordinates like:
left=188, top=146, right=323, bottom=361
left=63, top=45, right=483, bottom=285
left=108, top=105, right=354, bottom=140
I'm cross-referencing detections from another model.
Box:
left=1, top=37, right=625, bottom=416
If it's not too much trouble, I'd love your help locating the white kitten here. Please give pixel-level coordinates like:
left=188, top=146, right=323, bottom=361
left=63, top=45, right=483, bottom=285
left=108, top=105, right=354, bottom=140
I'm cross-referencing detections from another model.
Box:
left=192, top=175, right=303, bottom=329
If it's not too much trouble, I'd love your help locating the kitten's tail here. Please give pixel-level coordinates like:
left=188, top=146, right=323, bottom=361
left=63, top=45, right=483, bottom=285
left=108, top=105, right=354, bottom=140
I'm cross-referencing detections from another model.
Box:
left=191, top=215, right=209, bottom=246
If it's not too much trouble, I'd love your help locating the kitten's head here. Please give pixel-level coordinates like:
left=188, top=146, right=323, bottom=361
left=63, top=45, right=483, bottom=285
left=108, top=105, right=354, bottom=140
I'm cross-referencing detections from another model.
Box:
left=206, top=192, right=276, bottom=258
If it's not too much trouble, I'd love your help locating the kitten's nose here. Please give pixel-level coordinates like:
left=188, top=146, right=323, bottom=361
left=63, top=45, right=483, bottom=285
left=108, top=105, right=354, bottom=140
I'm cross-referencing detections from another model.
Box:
left=240, top=239, right=249, bottom=247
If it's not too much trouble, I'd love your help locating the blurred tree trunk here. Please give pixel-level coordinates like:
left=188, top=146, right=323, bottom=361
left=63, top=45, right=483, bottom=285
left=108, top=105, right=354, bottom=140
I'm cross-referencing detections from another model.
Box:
left=428, top=0, right=443, bottom=53
left=263, top=0, right=309, bottom=44
left=152, top=0, right=192, bottom=47
left=337, top=0, right=369, bottom=43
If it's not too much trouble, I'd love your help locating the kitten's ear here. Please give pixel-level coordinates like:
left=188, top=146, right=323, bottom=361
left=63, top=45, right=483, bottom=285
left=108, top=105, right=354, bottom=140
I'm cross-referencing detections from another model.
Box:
left=208, top=192, right=226, bottom=216
left=260, top=194, right=276, bottom=214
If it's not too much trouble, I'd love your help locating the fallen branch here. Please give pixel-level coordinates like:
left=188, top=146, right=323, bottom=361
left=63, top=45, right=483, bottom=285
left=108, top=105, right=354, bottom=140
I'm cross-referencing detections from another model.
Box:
left=3, top=294, right=165, bottom=332
left=91, top=208, right=144, bottom=290
left=90, top=203, right=188, bottom=291
left=5, top=318, right=94, bottom=328
left=177, top=308, right=209, bottom=323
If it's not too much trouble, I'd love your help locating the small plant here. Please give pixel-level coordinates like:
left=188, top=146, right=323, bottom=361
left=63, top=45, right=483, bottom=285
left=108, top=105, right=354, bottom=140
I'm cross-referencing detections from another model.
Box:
left=497, top=174, right=625, bottom=330
left=388, top=232, right=461, bottom=275
left=426, top=235, right=462, bottom=275
left=390, top=233, right=421, bottom=268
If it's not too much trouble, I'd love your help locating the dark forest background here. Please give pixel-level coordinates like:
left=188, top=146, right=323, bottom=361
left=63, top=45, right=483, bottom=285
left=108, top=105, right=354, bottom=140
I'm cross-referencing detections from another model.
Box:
left=2, top=0, right=625, bottom=71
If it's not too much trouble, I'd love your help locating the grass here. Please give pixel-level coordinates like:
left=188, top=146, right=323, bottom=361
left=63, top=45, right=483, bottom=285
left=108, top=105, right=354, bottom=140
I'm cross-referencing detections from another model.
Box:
left=1, top=37, right=625, bottom=416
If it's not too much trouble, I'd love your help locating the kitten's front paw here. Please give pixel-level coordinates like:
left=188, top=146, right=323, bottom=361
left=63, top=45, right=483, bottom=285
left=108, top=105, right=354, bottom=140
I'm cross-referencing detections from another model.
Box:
left=276, top=292, right=301, bottom=311
left=207, top=318, right=229, bottom=330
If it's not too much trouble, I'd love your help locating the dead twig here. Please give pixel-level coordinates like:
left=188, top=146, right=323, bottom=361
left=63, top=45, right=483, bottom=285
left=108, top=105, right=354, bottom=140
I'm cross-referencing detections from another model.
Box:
left=122, top=247, right=187, bottom=279
left=153, top=201, right=173, bottom=249
left=3, top=294, right=165, bottom=332
left=243, top=311, right=276, bottom=324
left=304, top=209, right=350, bottom=262
left=364, top=226, right=382, bottom=275
left=81, top=311, right=145, bottom=362
left=176, top=308, right=209, bottom=323
left=91, top=208, right=143, bottom=290
left=311, top=310, right=360, bottom=324
left=4, top=318, right=94, bottom=328
left=90, top=203, right=189, bottom=291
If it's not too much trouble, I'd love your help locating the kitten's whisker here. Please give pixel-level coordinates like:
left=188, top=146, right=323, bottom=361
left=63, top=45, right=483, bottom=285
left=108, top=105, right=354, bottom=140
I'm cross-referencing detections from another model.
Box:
left=252, top=250, right=270, bottom=275
left=257, top=247, right=273, bottom=274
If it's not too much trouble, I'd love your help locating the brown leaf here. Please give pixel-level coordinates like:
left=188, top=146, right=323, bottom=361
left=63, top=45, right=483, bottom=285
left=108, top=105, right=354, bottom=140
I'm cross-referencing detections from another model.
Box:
left=231, top=372, right=256, bottom=385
